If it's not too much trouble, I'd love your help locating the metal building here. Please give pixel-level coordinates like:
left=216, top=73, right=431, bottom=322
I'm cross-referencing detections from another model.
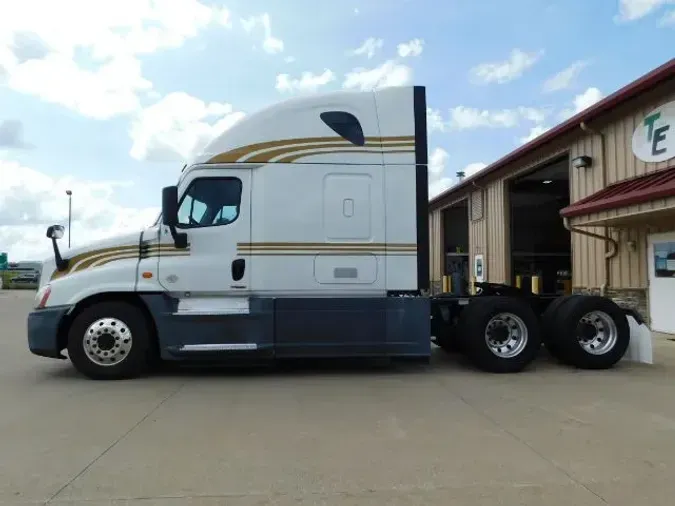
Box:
left=428, top=58, right=675, bottom=335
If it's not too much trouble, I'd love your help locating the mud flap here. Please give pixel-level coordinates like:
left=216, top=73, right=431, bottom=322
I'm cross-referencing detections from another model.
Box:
left=622, top=310, right=653, bottom=365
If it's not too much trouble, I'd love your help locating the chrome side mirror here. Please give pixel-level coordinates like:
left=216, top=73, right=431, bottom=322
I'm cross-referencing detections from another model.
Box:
left=46, top=224, right=65, bottom=240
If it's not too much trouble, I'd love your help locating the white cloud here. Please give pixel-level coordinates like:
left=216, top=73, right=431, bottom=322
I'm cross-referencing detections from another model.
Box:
left=218, top=8, right=232, bottom=28
left=573, top=87, right=604, bottom=111
left=543, top=60, right=589, bottom=93
left=448, top=106, right=548, bottom=130
left=284, top=56, right=296, bottom=63
left=129, top=92, right=246, bottom=162
left=0, top=120, right=32, bottom=149
left=463, top=162, right=488, bottom=178
left=343, top=60, right=413, bottom=91
left=428, top=147, right=453, bottom=198
left=6, top=54, right=152, bottom=120
left=9, top=32, right=50, bottom=63
left=659, top=9, right=675, bottom=23
left=240, top=13, right=284, bottom=54
left=470, top=49, right=544, bottom=84
left=0, top=159, right=159, bottom=260
left=615, top=0, right=675, bottom=21
left=428, top=148, right=488, bottom=198
left=0, top=0, right=228, bottom=120
left=350, top=37, right=383, bottom=59
left=518, top=107, right=548, bottom=123
left=559, top=87, right=604, bottom=120
left=520, top=125, right=551, bottom=144
left=275, top=69, right=336, bottom=93
left=397, top=39, right=424, bottom=58
left=427, top=108, right=447, bottom=133
left=0, top=0, right=225, bottom=60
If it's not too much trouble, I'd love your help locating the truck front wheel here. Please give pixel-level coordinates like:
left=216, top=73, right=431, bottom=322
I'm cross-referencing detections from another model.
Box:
left=67, top=301, right=152, bottom=380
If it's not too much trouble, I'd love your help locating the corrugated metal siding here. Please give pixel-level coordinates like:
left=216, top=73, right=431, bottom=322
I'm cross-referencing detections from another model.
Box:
left=609, top=227, right=649, bottom=289
left=485, top=180, right=509, bottom=283
left=569, top=133, right=607, bottom=289
left=569, top=89, right=675, bottom=289
left=607, top=217, right=675, bottom=288
left=469, top=190, right=487, bottom=279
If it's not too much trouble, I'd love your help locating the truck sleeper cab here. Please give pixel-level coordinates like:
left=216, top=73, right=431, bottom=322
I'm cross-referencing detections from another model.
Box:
left=27, top=86, right=433, bottom=380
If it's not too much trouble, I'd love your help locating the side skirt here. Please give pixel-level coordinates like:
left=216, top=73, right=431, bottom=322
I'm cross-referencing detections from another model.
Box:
left=139, top=294, right=431, bottom=361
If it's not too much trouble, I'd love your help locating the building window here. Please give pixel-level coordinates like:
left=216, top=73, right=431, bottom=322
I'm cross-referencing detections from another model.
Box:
left=320, top=111, right=365, bottom=146
left=177, top=177, right=242, bottom=228
left=654, top=242, right=675, bottom=278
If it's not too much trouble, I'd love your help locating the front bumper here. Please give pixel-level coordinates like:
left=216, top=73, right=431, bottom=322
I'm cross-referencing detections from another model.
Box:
left=27, top=305, right=72, bottom=359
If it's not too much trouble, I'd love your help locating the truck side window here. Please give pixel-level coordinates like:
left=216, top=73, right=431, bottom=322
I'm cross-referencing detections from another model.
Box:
left=177, top=177, right=243, bottom=228
left=320, top=111, right=365, bottom=146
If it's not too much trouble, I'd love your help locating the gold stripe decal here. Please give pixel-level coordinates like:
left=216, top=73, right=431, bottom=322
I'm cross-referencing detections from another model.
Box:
left=236, top=242, right=418, bottom=255
left=205, top=136, right=415, bottom=164
left=50, top=243, right=191, bottom=280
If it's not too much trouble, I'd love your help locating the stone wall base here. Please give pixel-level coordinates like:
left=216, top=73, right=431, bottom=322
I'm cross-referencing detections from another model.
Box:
left=573, top=287, right=649, bottom=325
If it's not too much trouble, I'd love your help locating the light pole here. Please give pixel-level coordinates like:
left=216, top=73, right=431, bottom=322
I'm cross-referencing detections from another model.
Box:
left=65, top=190, right=72, bottom=248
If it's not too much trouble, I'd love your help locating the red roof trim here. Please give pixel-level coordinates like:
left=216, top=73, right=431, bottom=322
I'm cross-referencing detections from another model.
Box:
left=429, top=58, right=675, bottom=209
left=560, top=166, right=675, bottom=219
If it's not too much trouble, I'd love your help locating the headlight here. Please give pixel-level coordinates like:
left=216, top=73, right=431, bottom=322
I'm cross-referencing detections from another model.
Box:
left=34, top=284, right=52, bottom=309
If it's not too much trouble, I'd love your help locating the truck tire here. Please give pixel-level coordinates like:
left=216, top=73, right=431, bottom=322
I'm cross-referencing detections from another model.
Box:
left=540, top=294, right=580, bottom=363
left=550, top=295, right=630, bottom=369
left=457, top=296, right=541, bottom=373
left=67, top=301, right=153, bottom=380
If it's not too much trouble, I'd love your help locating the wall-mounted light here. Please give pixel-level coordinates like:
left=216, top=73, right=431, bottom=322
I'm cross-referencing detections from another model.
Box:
left=572, top=155, right=592, bottom=169
left=542, top=180, right=552, bottom=184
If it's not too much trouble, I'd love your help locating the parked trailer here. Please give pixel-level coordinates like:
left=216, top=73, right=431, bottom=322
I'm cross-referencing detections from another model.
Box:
left=26, top=85, right=638, bottom=379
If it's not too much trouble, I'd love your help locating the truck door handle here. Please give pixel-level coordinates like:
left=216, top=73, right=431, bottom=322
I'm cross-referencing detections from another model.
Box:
left=232, top=258, right=245, bottom=281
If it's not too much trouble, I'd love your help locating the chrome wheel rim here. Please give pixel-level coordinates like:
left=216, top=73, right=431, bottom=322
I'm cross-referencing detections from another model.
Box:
left=577, top=311, right=618, bottom=355
left=484, top=312, right=528, bottom=358
left=83, top=317, right=133, bottom=366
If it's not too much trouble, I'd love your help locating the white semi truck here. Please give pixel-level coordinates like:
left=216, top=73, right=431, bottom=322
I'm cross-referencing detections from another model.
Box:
left=27, top=85, right=638, bottom=380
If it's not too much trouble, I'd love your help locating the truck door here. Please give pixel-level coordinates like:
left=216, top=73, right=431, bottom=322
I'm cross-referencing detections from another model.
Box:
left=157, top=168, right=251, bottom=299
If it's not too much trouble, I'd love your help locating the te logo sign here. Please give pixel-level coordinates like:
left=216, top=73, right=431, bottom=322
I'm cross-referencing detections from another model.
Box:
left=632, top=101, right=675, bottom=163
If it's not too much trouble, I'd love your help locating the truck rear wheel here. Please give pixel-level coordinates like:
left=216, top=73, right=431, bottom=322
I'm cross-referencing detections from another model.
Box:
left=457, top=297, right=541, bottom=373
left=540, top=294, right=580, bottom=363
left=549, top=295, right=630, bottom=369
left=67, top=301, right=152, bottom=380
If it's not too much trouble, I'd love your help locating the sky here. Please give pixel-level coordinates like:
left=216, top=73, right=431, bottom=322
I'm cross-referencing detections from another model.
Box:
left=0, top=0, right=674, bottom=260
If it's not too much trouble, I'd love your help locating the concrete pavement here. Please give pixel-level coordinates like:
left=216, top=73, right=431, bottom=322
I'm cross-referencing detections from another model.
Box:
left=2, top=289, right=675, bottom=505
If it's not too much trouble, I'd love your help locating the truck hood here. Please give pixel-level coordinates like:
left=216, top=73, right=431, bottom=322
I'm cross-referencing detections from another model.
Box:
left=40, top=230, right=153, bottom=286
